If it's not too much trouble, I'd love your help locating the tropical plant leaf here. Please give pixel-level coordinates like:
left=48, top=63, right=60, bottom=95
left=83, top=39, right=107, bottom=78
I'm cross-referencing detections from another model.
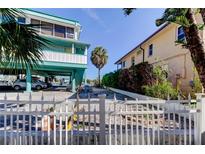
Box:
left=123, top=8, right=136, bottom=16
left=156, top=8, right=191, bottom=27
left=0, top=9, right=50, bottom=71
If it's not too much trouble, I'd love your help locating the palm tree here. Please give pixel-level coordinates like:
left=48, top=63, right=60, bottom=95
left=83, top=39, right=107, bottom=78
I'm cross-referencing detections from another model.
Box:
left=200, top=8, right=205, bottom=23
left=123, top=8, right=205, bottom=89
left=0, top=8, right=49, bottom=71
left=156, top=8, right=205, bottom=89
left=91, top=47, right=108, bottom=87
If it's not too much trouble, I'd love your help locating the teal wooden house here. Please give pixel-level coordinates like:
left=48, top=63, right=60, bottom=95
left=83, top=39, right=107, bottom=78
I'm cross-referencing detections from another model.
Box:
left=0, top=9, right=90, bottom=92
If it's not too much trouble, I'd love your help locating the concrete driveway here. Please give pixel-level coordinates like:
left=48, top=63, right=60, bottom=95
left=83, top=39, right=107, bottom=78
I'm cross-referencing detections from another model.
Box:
left=69, top=87, right=134, bottom=101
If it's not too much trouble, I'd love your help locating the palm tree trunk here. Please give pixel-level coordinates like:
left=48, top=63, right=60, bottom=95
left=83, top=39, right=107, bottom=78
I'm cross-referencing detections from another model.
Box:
left=183, top=8, right=205, bottom=89
left=200, top=8, right=205, bottom=23
left=98, top=68, right=101, bottom=87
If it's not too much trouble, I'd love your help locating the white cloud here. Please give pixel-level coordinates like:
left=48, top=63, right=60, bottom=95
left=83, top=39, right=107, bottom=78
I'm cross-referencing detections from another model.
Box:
left=82, top=8, right=108, bottom=30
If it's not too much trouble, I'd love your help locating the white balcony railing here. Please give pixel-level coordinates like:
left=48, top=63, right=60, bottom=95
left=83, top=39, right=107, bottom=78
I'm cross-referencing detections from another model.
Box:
left=43, top=51, right=87, bottom=65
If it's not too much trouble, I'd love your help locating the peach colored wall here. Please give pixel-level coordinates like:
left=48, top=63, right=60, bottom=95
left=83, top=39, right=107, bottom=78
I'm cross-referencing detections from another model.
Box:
left=118, top=20, right=204, bottom=93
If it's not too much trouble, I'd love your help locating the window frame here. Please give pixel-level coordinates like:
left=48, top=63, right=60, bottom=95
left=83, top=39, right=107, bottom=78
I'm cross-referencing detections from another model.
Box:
left=177, top=26, right=186, bottom=42
left=66, top=27, right=75, bottom=39
left=54, top=24, right=66, bottom=38
left=30, top=19, right=41, bottom=32
left=122, top=61, right=126, bottom=68
left=148, top=44, right=153, bottom=57
left=131, top=57, right=135, bottom=66
left=41, top=21, right=53, bottom=36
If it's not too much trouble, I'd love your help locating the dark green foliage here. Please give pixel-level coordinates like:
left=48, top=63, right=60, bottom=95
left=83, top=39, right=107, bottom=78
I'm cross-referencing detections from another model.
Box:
left=118, top=62, right=154, bottom=93
left=102, top=71, right=119, bottom=88
left=0, top=8, right=49, bottom=70
left=118, top=68, right=131, bottom=90
left=143, top=66, right=178, bottom=99
left=102, top=62, right=155, bottom=94
left=102, top=62, right=178, bottom=99
left=123, top=8, right=136, bottom=15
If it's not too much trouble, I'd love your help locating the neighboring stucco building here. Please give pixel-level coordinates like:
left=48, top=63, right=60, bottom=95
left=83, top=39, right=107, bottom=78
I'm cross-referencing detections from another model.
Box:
left=0, top=9, right=90, bottom=92
left=115, top=15, right=205, bottom=93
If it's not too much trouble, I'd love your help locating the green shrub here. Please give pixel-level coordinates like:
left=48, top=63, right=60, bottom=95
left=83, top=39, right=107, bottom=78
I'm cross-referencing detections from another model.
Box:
left=118, top=62, right=155, bottom=93
left=143, top=66, right=178, bottom=99
left=102, top=62, right=177, bottom=99
left=102, top=71, right=119, bottom=88
left=192, top=68, right=202, bottom=93
left=102, top=62, right=155, bottom=94
left=143, top=82, right=178, bottom=99
left=118, top=68, right=132, bottom=90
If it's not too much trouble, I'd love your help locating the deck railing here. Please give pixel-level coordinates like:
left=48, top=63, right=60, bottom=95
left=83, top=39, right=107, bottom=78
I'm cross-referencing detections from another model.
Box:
left=43, top=51, right=87, bottom=65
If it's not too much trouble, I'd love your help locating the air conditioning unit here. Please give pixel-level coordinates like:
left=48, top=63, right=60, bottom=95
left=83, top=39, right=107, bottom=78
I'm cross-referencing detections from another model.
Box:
left=66, top=33, right=74, bottom=39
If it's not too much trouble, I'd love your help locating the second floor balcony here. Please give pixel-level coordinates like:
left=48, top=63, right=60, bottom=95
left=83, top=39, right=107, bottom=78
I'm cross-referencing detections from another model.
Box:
left=43, top=50, right=87, bottom=65
left=40, top=34, right=89, bottom=66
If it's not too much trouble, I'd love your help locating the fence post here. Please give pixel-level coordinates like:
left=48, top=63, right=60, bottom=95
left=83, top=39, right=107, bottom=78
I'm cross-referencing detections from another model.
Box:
left=98, top=94, right=106, bottom=145
left=196, top=93, right=205, bottom=145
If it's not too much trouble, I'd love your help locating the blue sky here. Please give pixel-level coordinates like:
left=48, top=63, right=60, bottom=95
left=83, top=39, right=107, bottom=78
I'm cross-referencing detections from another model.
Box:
left=33, top=8, right=165, bottom=79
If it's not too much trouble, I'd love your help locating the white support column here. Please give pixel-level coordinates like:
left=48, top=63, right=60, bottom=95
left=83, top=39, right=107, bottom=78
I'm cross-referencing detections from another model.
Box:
left=99, top=94, right=106, bottom=145
left=85, top=46, right=88, bottom=55
left=83, top=69, right=87, bottom=84
left=196, top=93, right=205, bottom=145
left=71, top=70, right=76, bottom=93
left=72, top=43, right=75, bottom=54
left=74, top=31, right=78, bottom=40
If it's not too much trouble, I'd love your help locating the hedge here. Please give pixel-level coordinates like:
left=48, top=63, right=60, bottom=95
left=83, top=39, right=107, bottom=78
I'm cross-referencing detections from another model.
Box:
left=102, top=62, right=155, bottom=94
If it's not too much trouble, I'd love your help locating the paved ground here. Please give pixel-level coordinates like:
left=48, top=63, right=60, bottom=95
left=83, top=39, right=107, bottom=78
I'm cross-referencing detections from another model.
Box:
left=69, top=87, right=134, bottom=101
left=0, top=86, right=133, bottom=101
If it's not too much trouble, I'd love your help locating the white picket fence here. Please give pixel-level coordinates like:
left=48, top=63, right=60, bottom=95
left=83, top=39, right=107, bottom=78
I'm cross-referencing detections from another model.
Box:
left=0, top=92, right=205, bottom=145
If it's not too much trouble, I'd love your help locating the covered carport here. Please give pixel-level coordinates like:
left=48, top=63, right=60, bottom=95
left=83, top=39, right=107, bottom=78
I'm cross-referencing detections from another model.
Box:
left=0, top=60, right=87, bottom=92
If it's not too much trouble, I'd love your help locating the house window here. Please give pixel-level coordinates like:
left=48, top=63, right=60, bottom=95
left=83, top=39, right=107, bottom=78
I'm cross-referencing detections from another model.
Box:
left=177, top=26, right=185, bottom=41
left=41, top=21, right=53, bottom=36
left=55, top=24, right=65, bottom=38
left=31, top=19, right=40, bottom=32
left=66, top=27, right=74, bottom=39
left=17, top=17, right=26, bottom=24
left=122, top=61, right=126, bottom=68
left=131, top=57, right=135, bottom=66
left=148, top=44, right=153, bottom=56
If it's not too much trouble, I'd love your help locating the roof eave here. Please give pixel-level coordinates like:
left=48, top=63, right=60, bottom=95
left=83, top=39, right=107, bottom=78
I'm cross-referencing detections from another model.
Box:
left=114, top=23, right=170, bottom=65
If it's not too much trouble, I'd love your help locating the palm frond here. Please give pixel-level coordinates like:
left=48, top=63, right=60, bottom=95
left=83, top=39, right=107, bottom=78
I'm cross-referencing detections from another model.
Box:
left=0, top=8, right=23, bottom=23
left=0, top=21, right=50, bottom=70
left=156, top=8, right=191, bottom=27
left=91, top=47, right=108, bottom=70
left=123, top=8, right=136, bottom=16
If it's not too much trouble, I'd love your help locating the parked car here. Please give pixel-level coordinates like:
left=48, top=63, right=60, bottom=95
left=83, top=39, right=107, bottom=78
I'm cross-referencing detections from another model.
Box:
left=12, top=79, right=47, bottom=90
left=0, top=80, right=9, bottom=86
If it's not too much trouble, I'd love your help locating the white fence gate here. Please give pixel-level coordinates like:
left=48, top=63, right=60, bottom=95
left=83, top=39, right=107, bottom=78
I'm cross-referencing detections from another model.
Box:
left=107, top=99, right=197, bottom=145
left=0, top=93, right=106, bottom=145
left=1, top=92, right=205, bottom=145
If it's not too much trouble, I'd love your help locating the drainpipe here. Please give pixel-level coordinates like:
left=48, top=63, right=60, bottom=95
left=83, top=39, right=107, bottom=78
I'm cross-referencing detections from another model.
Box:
left=140, top=46, right=145, bottom=63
